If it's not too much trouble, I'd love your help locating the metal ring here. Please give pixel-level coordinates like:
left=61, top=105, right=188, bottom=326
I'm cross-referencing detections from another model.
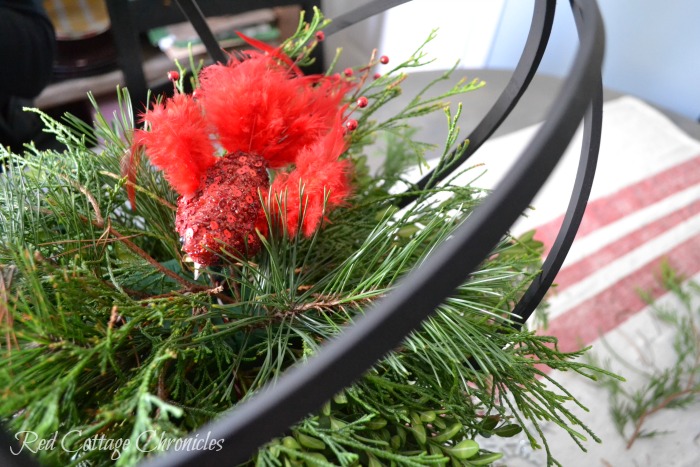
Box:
left=398, top=0, right=556, bottom=207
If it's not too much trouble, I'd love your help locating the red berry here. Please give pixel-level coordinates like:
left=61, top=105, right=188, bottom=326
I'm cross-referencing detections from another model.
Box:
left=343, top=68, right=354, bottom=77
left=345, top=119, right=358, bottom=131
left=315, top=31, right=325, bottom=41
left=167, top=70, right=180, bottom=81
left=356, top=96, right=369, bottom=108
left=373, top=72, right=381, bottom=80
left=379, top=55, right=389, bottom=65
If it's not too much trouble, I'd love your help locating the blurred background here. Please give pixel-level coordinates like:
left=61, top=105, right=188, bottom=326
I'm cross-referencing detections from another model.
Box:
left=25, top=0, right=699, bottom=123
left=326, top=0, right=700, bottom=122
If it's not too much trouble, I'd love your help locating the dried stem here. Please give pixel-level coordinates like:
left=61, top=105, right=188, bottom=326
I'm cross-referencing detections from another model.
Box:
left=105, top=222, right=192, bottom=288
left=625, top=318, right=700, bottom=449
left=625, top=386, right=698, bottom=449
left=59, top=175, right=104, bottom=227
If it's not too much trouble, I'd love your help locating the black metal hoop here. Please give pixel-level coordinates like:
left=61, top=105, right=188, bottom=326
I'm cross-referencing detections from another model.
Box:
left=0, top=1, right=604, bottom=466
left=174, top=0, right=228, bottom=65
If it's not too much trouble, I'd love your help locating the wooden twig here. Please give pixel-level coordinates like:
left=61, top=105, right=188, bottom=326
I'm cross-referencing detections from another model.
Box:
left=41, top=180, right=237, bottom=302
left=625, top=387, right=697, bottom=449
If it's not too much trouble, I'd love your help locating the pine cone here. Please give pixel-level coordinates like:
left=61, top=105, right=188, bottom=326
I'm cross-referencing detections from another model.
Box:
left=176, top=152, right=269, bottom=267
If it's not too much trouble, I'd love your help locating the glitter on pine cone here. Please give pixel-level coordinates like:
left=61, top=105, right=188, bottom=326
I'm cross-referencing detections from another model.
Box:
left=175, top=152, right=269, bottom=267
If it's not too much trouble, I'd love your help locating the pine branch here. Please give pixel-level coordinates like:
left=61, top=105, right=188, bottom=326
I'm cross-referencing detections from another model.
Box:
left=589, top=263, right=700, bottom=450
left=624, top=386, right=697, bottom=449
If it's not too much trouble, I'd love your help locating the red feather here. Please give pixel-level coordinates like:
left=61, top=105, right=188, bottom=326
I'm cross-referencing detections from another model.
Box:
left=197, top=53, right=353, bottom=169
left=235, top=31, right=301, bottom=76
left=269, top=124, right=351, bottom=237
left=132, top=93, right=217, bottom=197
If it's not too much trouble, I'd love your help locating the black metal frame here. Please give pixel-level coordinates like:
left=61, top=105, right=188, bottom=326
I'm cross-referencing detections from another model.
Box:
left=0, top=0, right=604, bottom=465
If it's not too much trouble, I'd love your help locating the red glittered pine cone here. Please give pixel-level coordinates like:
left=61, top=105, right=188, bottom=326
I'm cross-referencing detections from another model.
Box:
left=176, top=152, right=269, bottom=267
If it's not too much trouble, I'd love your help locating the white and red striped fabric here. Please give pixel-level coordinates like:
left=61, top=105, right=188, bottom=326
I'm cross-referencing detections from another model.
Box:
left=470, top=96, right=700, bottom=465
left=465, top=96, right=700, bottom=348
left=538, top=156, right=700, bottom=353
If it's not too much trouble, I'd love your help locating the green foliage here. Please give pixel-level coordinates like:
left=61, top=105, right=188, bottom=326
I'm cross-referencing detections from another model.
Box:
left=589, top=262, right=700, bottom=450
left=0, top=10, right=611, bottom=467
left=280, top=6, right=330, bottom=68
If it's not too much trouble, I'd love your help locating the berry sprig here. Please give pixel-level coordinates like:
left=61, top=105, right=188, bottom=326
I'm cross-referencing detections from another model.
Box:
left=332, top=50, right=395, bottom=136
left=279, top=6, right=331, bottom=69
left=339, top=48, right=394, bottom=100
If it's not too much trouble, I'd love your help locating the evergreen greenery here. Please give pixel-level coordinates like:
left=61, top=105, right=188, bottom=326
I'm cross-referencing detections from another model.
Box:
left=589, top=263, right=700, bottom=450
left=0, top=9, right=615, bottom=466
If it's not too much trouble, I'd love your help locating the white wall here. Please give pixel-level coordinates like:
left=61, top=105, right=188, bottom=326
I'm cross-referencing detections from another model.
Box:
left=322, top=1, right=700, bottom=121
left=322, top=0, right=504, bottom=72
left=375, top=0, right=505, bottom=70
left=486, top=0, right=700, bottom=121
left=321, top=0, right=382, bottom=71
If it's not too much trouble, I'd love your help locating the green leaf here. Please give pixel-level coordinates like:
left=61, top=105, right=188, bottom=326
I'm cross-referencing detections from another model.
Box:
left=433, top=422, right=462, bottom=443
left=493, top=424, right=522, bottom=438
left=449, top=439, right=479, bottom=460
left=366, top=417, right=387, bottom=430
left=295, top=432, right=326, bottom=451
left=479, top=415, right=500, bottom=432
left=419, top=410, right=437, bottom=423
left=408, top=423, right=427, bottom=445
left=467, top=452, right=503, bottom=466
left=282, top=436, right=302, bottom=451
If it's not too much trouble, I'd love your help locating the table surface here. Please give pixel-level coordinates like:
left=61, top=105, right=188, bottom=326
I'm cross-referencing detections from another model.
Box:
left=370, top=68, right=700, bottom=155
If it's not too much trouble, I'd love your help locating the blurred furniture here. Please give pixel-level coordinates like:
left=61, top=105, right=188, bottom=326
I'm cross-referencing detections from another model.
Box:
left=35, top=1, right=321, bottom=112
left=43, top=0, right=117, bottom=79
left=104, top=0, right=323, bottom=109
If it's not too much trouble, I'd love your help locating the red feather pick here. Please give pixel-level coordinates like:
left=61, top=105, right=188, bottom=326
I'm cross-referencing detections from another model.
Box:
left=132, top=93, right=217, bottom=198
left=235, top=31, right=301, bottom=76
left=127, top=36, right=355, bottom=261
left=197, top=52, right=352, bottom=169
left=269, top=124, right=351, bottom=237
